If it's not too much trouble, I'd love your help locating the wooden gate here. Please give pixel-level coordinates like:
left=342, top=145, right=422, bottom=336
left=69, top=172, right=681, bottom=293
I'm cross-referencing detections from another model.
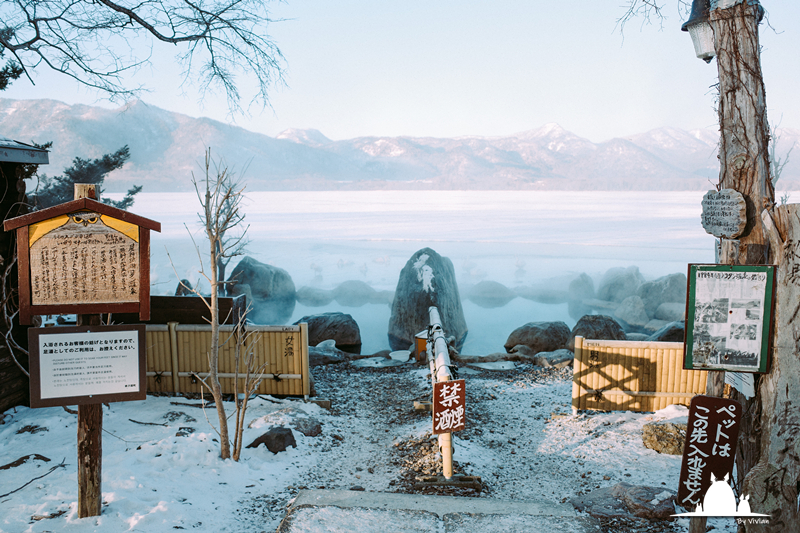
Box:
left=572, top=336, right=706, bottom=412
left=145, top=323, right=310, bottom=397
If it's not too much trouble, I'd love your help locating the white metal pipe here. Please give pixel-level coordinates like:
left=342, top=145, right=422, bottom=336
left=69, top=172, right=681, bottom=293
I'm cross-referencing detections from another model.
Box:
left=428, top=306, right=452, bottom=383
left=438, top=433, right=453, bottom=479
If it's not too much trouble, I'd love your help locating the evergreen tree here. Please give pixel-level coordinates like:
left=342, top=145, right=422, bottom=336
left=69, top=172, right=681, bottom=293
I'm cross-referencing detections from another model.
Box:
left=30, top=145, right=142, bottom=209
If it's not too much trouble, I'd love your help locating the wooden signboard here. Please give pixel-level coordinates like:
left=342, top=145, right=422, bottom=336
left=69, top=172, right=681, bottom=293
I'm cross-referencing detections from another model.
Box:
left=677, top=395, right=742, bottom=510
left=684, top=264, right=775, bottom=373
left=700, top=189, right=747, bottom=239
left=433, top=379, right=466, bottom=434
left=28, top=325, right=146, bottom=408
left=3, top=198, right=161, bottom=324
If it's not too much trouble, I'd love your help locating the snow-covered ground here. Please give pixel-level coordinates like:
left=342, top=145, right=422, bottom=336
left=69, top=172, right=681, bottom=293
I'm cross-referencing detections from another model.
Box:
left=1, top=362, right=738, bottom=533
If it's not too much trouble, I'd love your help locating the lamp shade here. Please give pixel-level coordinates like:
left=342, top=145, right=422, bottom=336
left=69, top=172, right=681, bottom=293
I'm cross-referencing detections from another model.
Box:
left=682, top=0, right=715, bottom=63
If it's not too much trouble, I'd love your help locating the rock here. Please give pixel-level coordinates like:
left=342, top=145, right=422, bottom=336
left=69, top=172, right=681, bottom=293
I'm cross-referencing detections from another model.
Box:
left=625, top=333, right=650, bottom=341
left=568, top=273, right=595, bottom=320
left=570, top=482, right=677, bottom=520
left=643, top=319, right=670, bottom=333
left=514, top=285, right=569, bottom=304
left=247, top=426, right=297, bottom=453
left=228, top=256, right=296, bottom=324
left=388, top=248, right=468, bottom=351
left=642, top=422, right=686, bottom=455
left=466, top=281, right=516, bottom=308
left=308, top=341, right=349, bottom=366
left=568, top=315, right=626, bottom=351
left=175, top=279, right=194, bottom=296
left=333, top=280, right=378, bottom=307
left=504, top=321, right=570, bottom=355
left=636, top=273, right=687, bottom=318
left=614, top=295, right=650, bottom=330
left=509, top=344, right=534, bottom=356
left=647, top=321, right=685, bottom=342
left=597, top=266, right=645, bottom=303
left=655, top=302, right=685, bottom=322
left=294, top=312, right=361, bottom=354
left=535, top=349, right=574, bottom=369
left=292, top=417, right=323, bottom=437
left=175, top=427, right=195, bottom=437
left=295, top=286, right=334, bottom=306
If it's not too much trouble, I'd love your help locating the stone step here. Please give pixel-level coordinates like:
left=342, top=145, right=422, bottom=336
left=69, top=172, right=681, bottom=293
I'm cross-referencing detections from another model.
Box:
left=276, top=489, right=602, bottom=533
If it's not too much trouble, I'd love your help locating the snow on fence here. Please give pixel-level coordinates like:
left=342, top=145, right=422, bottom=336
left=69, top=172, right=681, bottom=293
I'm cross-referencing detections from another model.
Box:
left=144, top=323, right=310, bottom=397
left=571, top=336, right=707, bottom=413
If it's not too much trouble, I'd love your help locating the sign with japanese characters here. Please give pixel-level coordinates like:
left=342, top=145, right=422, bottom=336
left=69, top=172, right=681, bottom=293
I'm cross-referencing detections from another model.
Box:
left=685, top=264, right=775, bottom=373
left=28, top=210, right=140, bottom=305
left=28, top=325, right=146, bottom=408
left=677, top=395, right=742, bottom=509
left=700, top=189, right=747, bottom=239
left=432, top=379, right=466, bottom=434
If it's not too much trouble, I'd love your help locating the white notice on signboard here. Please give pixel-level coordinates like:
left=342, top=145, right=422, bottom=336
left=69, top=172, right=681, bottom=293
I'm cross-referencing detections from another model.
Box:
left=38, top=329, right=140, bottom=399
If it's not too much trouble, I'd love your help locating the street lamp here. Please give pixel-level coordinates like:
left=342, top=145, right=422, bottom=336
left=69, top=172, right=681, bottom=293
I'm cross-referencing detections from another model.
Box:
left=682, top=0, right=715, bottom=63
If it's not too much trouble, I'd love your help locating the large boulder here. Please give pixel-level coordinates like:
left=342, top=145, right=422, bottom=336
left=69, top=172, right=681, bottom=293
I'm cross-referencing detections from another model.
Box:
left=614, top=295, right=650, bottom=331
left=308, top=340, right=349, bottom=366
left=247, top=426, right=297, bottom=454
left=466, top=281, right=516, bottom=308
left=647, top=321, right=685, bottom=343
left=504, top=321, right=570, bottom=355
left=568, top=273, right=595, bottom=320
left=228, top=256, right=296, bottom=324
left=294, top=312, right=361, bottom=354
left=654, top=302, right=685, bottom=322
left=636, top=273, right=687, bottom=318
left=568, top=314, right=626, bottom=351
left=388, top=248, right=467, bottom=351
left=333, top=280, right=378, bottom=307
left=597, top=266, right=645, bottom=303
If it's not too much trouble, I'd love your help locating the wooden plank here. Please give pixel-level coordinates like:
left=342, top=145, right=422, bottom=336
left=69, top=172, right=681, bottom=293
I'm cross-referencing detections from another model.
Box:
left=16, top=226, right=31, bottom=325
left=140, top=229, right=150, bottom=321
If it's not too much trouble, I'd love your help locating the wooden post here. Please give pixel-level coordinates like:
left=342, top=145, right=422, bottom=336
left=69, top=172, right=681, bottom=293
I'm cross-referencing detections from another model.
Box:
left=75, top=185, right=104, bottom=518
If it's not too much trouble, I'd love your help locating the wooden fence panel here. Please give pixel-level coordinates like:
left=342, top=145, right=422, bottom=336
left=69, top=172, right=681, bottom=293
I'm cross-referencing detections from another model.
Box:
left=144, top=323, right=310, bottom=397
left=572, top=336, right=706, bottom=413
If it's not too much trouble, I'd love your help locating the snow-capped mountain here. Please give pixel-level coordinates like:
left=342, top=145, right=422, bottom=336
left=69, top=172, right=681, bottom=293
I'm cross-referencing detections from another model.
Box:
left=1, top=98, right=797, bottom=192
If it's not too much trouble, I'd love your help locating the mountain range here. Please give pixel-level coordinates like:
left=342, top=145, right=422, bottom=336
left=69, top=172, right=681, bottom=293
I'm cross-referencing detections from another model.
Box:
left=2, top=98, right=798, bottom=192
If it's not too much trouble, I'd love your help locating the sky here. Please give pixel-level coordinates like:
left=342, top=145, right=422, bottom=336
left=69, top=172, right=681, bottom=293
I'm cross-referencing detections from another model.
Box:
left=5, top=1, right=800, bottom=142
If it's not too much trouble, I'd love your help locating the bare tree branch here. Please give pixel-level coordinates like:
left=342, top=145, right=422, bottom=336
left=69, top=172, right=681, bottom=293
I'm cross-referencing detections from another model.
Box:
left=0, top=0, right=285, bottom=112
left=617, top=0, right=691, bottom=36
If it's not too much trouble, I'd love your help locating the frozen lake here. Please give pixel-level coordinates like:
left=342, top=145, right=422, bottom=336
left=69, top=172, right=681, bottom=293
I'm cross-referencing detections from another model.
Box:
left=123, top=190, right=719, bottom=355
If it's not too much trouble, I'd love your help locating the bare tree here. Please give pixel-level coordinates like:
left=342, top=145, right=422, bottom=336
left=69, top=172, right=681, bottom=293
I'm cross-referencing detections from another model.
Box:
left=0, top=0, right=285, bottom=111
left=168, top=148, right=255, bottom=460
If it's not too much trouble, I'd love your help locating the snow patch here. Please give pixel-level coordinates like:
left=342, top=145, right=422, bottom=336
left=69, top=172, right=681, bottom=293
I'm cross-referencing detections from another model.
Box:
left=413, top=254, right=435, bottom=292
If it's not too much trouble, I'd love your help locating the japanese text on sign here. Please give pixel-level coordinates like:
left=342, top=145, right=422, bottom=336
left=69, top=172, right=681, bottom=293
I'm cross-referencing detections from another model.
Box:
left=433, top=379, right=466, bottom=434
left=678, top=395, right=741, bottom=508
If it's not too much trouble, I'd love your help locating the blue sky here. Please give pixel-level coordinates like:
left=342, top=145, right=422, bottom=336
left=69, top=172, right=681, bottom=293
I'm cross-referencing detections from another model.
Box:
left=5, top=1, right=799, bottom=141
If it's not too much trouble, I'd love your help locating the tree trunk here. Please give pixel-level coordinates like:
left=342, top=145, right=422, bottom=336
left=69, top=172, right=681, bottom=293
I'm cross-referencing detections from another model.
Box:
left=208, top=231, right=231, bottom=459
left=737, top=205, right=800, bottom=531
left=709, top=2, right=774, bottom=509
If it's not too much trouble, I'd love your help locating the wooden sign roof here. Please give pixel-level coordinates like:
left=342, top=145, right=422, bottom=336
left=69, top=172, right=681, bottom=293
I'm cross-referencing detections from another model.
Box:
left=4, top=197, right=160, bottom=233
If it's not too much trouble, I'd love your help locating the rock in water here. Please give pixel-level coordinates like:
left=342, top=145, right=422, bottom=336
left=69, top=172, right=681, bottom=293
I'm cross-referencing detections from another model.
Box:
left=568, top=273, right=595, bottom=320
left=597, top=266, right=645, bottom=303
left=636, top=273, right=687, bottom=319
left=388, top=248, right=467, bottom=351
left=467, top=280, right=516, bottom=308
left=647, top=321, right=685, bottom=342
left=295, top=312, right=362, bottom=354
left=568, top=314, right=627, bottom=351
left=227, top=256, right=296, bottom=324
left=504, top=321, right=570, bottom=354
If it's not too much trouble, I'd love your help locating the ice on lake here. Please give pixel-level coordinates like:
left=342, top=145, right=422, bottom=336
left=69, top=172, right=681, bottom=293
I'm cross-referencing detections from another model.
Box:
left=123, top=190, right=718, bottom=355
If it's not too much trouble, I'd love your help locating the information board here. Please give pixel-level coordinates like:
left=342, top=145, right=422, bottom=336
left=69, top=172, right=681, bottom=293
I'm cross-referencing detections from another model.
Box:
left=700, top=189, right=747, bottom=239
left=29, top=325, right=146, bottom=408
left=685, top=264, right=775, bottom=373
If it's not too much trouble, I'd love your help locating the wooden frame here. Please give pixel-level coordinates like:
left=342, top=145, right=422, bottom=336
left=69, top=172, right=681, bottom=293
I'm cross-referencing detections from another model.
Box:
left=684, top=264, right=775, bottom=374
left=3, top=198, right=160, bottom=324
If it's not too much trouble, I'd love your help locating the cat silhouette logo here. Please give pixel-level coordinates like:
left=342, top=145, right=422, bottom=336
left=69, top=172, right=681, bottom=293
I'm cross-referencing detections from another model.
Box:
left=672, top=473, right=769, bottom=518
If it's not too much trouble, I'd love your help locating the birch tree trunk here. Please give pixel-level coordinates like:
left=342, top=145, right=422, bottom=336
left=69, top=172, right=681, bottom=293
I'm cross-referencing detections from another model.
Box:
left=738, top=205, right=800, bottom=531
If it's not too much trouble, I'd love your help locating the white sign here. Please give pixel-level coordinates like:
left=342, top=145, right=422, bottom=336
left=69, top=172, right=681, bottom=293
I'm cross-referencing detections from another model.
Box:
left=38, top=329, right=141, bottom=399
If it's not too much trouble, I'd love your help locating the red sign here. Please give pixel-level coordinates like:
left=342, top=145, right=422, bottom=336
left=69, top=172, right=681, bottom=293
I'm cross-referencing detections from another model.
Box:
left=432, top=379, right=466, bottom=434
left=677, top=395, right=742, bottom=509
